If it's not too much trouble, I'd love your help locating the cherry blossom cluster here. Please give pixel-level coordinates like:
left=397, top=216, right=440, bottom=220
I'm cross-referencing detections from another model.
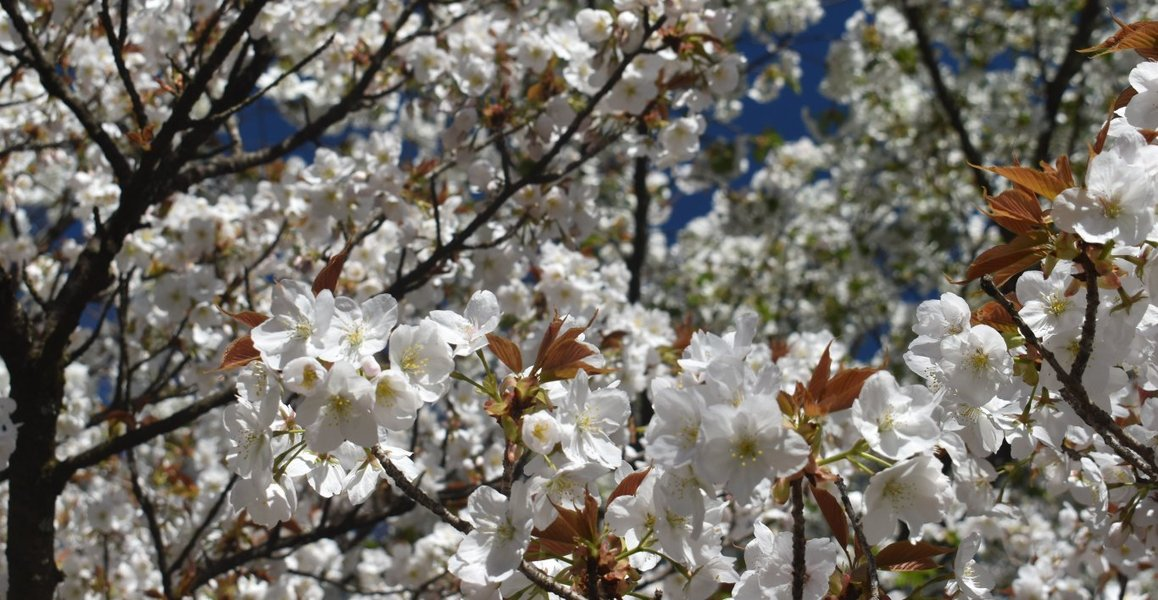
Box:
left=222, top=279, right=500, bottom=525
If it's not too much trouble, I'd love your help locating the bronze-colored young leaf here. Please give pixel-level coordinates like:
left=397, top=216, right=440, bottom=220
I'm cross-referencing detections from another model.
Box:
left=806, top=341, right=833, bottom=400
left=960, top=234, right=1049, bottom=286
left=217, top=335, right=261, bottom=370
left=1081, top=19, right=1158, bottom=60
left=811, top=367, right=880, bottom=415
left=972, top=295, right=1020, bottom=332
left=608, top=467, right=652, bottom=506
left=1054, top=155, right=1075, bottom=189
left=486, top=333, right=524, bottom=373
left=874, top=540, right=954, bottom=569
left=811, top=485, right=849, bottom=549
left=974, top=164, right=1069, bottom=200
left=883, top=559, right=939, bottom=572
left=985, top=189, right=1045, bottom=235
left=311, top=241, right=354, bottom=296
left=217, top=306, right=269, bottom=328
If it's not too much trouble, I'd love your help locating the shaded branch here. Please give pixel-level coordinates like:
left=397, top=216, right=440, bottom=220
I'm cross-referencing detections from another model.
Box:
left=173, top=0, right=425, bottom=188
left=51, top=389, right=236, bottom=482
left=127, top=447, right=172, bottom=598
left=1032, top=0, right=1101, bottom=166
left=179, top=499, right=414, bottom=595
left=899, top=2, right=987, bottom=193
left=627, top=121, right=650, bottom=305
left=833, top=476, right=879, bottom=599
left=790, top=478, right=805, bottom=600
left=98, top=0, right=148, bottom=130
left=372, top=445, right=586, bottom=600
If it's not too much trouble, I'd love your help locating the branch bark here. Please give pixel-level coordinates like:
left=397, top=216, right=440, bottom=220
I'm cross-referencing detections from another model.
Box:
left=900, top=1, right=987, bottom=194
left=1033, top=0, right=1101, bottom=166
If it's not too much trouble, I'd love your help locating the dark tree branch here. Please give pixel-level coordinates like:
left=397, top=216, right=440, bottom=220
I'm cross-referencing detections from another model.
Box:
left=790, top=478, right=805, bottom=600
left=173, top=0, right=425, bottom=188
left=834, top=476, right=879, bottom=600
left=98, top=0, right=148, bottom=130
left=127, top=447, right=173, bottom=598
left=168, top=475, right=239, bottom=577
left=979, top=274, right=1158, bottom=480
left=51, top=389, right=236, bottom=482
left=1033, top=0, right=1101, bottom=166
left=180, top=499, right=414, bottom=595
left=372, top=445, right=586, bottom=600
left=627, top=122, right=650, bottom=305
left=899, top=2, right=987, bottom=194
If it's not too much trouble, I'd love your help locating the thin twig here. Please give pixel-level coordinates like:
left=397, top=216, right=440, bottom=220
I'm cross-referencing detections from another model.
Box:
left=126, top=447, right=172, bottom=597
left=834, top=476, right=880, bottom=599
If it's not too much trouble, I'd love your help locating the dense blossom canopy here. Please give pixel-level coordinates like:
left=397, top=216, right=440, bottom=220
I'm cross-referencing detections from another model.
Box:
left=0, top=0, right=1157, bottom=599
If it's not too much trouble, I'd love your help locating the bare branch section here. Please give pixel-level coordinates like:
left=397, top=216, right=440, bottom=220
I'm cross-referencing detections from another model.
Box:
left=834, top=476, right=880, bottom=600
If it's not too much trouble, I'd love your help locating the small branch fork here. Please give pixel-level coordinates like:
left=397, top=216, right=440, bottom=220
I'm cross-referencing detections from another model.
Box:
left=979, top=269, right=1158, bottom=481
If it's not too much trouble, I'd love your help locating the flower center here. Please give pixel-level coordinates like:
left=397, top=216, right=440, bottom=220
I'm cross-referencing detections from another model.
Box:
left=328, top=393, right=353, bottom=417
left=400, top=344, right=428, bottom=376
left=731, top=435, right=762, bottom=466
left=968, top=348, right=990, bottom=373
left=1046, top=294, right=1070, bottom=317
left=882, top=479, right=913, bottom=505
left=878, top=410, right=896, bottom=433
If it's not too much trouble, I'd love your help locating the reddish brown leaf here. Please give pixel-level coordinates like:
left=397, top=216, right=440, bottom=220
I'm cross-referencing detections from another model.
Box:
left=811, top=485, right=849, bottom=549
left=971, top=298, right=1018, bottom=332
left=985, top=189, right=1045, bottom=235
left=1054, top=155, right=1075, bottom=189
left=600, top=330, right=629, bottom=351
left=485, top=333, right=523, bottom=373
left=526, top=538, right=576, bottom=560
left=974, top=164, right=1069, bottom=200
left=960, top=234, right=1049, bottom=286
left=1113, top=86, right=1139, bottom=113
left=311, top=241, right=354, bottom=296
left=770, top=338, right=790, bottom=363
left=883, top=559, right=939, bottom=572
left=217, top=335, right=261, bottom=370
left=790, top=381, right=812, bottom=412
left=532, top=315, right=567, bottom=371
left=533, top=504, right=586, bottom=546
left=874, top=540, right=954, bottom=569
left=1081, top=19, right=1158, bottom=60
left=218, top=306, right=269, bottom=328
left=538, top=339, right=597, bottom=377
left=608, top=467, right=652, bottom=506
left=811, top=367, right=879, bottom=416
left=672, top=314, right=696, bottom=354
left=806, top=341, right=833, bottom=400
